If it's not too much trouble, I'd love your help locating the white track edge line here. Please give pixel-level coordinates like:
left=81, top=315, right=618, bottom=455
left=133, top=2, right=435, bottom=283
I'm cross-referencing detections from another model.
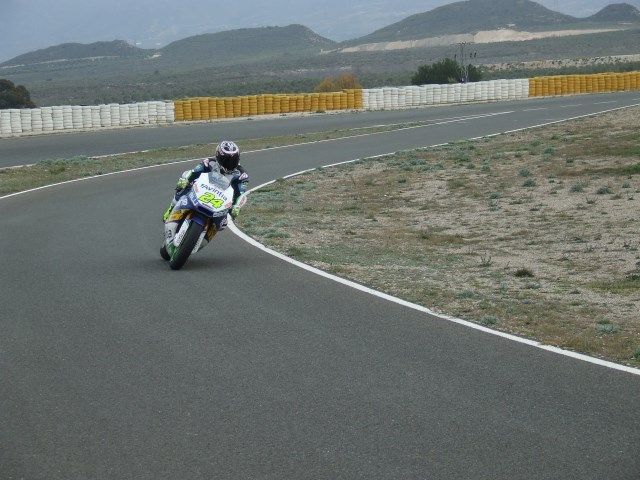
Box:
left=230, top=102, right=640, bottom=377
left=0, top=112, right=509, bottom=200
left=228, top=220, right=640, bottom=376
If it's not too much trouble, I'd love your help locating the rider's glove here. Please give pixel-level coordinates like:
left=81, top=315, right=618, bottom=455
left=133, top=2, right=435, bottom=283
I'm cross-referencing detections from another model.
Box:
left=230, top=206, right=240, bottom=220
left=175, top=178, right=189, bottom=191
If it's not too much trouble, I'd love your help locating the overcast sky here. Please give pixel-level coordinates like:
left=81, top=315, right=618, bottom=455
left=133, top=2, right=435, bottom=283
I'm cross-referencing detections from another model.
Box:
left=3, top=0, right=638, bottom=61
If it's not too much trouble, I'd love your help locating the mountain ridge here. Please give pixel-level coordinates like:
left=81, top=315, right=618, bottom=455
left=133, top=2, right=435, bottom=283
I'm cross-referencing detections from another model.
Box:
left=342, top=0, right=640, bottom=47
left=1, top=40, right=150, bottom=67
left=1, top=25, right=335, bottom=68
left=4, top=2, right=640, bottom=68
left=587, top=2, right=640, bottom=21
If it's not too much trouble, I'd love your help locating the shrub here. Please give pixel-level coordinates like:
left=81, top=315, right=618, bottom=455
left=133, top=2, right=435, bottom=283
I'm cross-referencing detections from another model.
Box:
left=0, top=79, right=36, bottom=109
left=515, top=268, right=535, bottom=278
left=314, top=73, right=362, bottom=92
left=411, top=58, right=482, bottom=85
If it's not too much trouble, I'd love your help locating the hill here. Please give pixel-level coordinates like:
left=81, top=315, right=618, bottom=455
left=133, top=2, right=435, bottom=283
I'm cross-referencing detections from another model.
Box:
left=587, top=3, right=640, bottom=22
left=160, top=24, right=335, bottom=64
left=342, top=0, right=578, bottom=46
left=0, top=40, right=150, bottom=67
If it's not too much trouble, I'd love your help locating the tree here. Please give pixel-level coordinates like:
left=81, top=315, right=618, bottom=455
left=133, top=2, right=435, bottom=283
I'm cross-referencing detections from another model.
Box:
left=411, top=59, right=482, bottom=85
left=314, top=73, right=362, bottom=92
left=0, top=79, right=36, bottom=109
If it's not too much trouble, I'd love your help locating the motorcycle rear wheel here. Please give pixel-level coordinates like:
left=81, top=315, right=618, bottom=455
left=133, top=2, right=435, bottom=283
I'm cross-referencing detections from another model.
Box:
left=169, top=222, right=204, bottom=270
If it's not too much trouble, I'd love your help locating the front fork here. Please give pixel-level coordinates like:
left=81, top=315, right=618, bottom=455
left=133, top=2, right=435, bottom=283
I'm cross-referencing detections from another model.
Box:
left=164, top=212, right=216, bottom=254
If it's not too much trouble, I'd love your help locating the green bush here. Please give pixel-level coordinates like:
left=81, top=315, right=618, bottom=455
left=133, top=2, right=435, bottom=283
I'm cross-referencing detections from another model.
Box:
left=0, top=79, right=36, bottom=109
left=411, top=58, right=482, bottom=85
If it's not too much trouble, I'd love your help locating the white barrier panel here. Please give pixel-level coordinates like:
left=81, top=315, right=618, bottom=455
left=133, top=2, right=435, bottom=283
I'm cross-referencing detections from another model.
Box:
left=360, top=77, right=535, bottom=112
left=398, top=88, right=407, bottom=108
left=119, top=104, right=130, bottom=126
left=129, top=104, right=140, bottom=125
left=0, top=110, right=11, bottom=135
left=0, top=99, right=177, bottom=137
left=99, top=105, right=111, bottom=128
left=10, top=109, right=22, bottom=134
left=62, top=106, right=73, bottom=130
left=20, top=109, right=32, bottom=134
left=41, top=107, right=53, bottom=133
left=110, top=104, right=121, bottom=127
left=165, top=101, right=175, bottom=123
left=454, top=84, right=461, bottom=103
left=81, top=106, right=92, bottom=129
left=139, top=103, right=149, bottom=124
left=31, top=108, right=43, bottom=134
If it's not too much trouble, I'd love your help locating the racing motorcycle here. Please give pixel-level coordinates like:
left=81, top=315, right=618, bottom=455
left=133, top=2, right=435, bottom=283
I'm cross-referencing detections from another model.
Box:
left=161, top=170, right=246, bottom=270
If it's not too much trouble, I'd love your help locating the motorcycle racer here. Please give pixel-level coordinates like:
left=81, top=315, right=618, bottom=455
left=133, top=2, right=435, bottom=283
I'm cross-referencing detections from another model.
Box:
left=163, top=140, right=249, bottom=222
left=161, top=141, right=249, bottom=261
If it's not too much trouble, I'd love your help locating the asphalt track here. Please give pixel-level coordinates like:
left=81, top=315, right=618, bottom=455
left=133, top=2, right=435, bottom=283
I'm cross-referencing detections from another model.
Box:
left=1, top=91, right=639, bottom=168
left=1, top=93, right=640, bottom=479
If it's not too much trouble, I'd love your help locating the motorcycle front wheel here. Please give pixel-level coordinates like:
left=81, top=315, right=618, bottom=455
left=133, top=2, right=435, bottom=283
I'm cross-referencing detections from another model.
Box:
left=169, top=221, right=204, bottom=270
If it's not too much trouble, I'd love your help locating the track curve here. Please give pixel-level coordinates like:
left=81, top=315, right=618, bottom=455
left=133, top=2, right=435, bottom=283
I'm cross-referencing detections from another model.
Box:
left=2, top=94, right=640, bottom=479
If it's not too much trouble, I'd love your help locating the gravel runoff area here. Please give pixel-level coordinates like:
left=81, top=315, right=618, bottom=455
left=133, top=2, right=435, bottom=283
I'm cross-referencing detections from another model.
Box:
left=238, top=107, right=640, bottom=367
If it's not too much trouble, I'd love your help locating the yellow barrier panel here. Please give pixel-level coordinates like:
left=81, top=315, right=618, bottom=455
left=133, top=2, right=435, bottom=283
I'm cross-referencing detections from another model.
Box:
left=182, top=101, right=193, bottom=121
left=631, top=73, right=638, bottom=90
left=340, top=92, right=348, bottom=110
left=257, top=95, right=265, bottom=115
left=174, top=101, right=185, bottom=121
left=585, top=75, right=594, bottom=93
left=607, top=74, right=614, bottom=91
left=311, top=93, right=320, bottom=111
left=560, top=76, right=568, bottom=95
left=215, top=99, right=225, bottom=118
left=191, top=99, right=202, bottom=121
left=318, top=94, right=327, bottom=111
left=199, top=98, right=209, bottom=120
left=354, top=89, right=363, bottom=109
left=264, top=95, right=273, bottom=114
left=272, top=96, right=281, bottom=114
left=231, top=98, right=241, bottom=117
left=240, top=96, right=250, bottom=116
left=249, top=96, right=258, bottom=116
left=326, top=93, right=334, bottom=110
left=542, top=77, right=550, bottom=96
left=207, top=98, right=218, bottom=119
left=554, top=77, right=563, bottom=95
left=280, top=95, right=290, bottom=114
left=222, top=98, right=232, bottom=118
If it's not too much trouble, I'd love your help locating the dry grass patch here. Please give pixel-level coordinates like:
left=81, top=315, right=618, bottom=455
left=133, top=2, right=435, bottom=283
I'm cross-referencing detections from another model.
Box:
left=239, top=106, right=640, bottom=366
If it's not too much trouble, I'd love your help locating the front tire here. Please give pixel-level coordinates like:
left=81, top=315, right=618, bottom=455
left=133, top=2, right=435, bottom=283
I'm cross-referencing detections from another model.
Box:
left=169, top=222, right=204, bottom=270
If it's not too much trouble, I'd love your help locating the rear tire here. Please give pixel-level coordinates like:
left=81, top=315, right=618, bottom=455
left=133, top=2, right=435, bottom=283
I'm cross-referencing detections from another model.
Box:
left=169, top=222, right=204, bottom=270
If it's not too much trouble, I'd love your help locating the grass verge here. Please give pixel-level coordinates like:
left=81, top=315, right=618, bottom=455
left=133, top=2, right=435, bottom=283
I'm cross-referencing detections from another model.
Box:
left=238, top=106, right=640, bottom=366
left=0, top=118, right=442, bottom=196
